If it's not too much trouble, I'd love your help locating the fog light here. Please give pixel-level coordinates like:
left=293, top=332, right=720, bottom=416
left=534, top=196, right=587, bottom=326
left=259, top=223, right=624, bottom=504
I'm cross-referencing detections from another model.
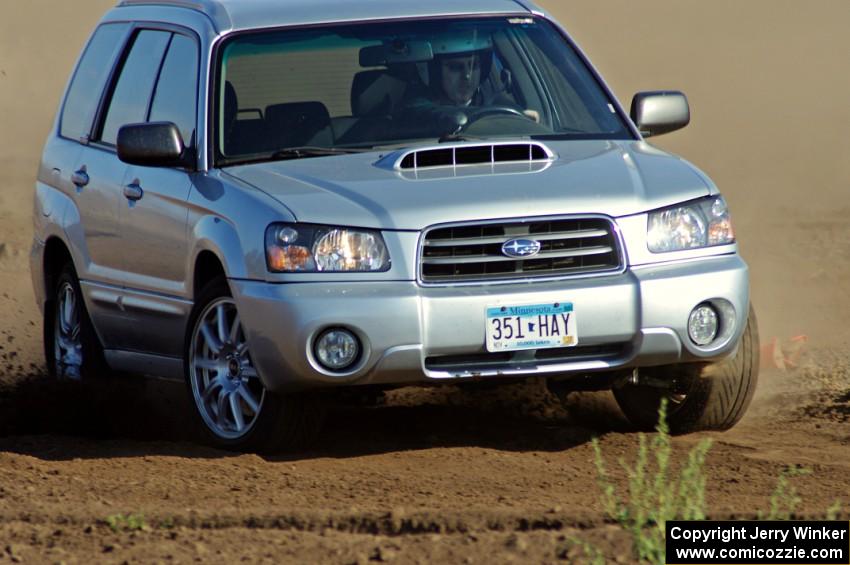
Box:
left=688, top=304, right=719, bottom=346
left=314, top=329, right=360, bottom=371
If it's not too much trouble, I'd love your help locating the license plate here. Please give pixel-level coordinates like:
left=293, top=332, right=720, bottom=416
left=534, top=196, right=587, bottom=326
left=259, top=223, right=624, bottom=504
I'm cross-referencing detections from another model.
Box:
left=486, top=301, right=577, bottom=352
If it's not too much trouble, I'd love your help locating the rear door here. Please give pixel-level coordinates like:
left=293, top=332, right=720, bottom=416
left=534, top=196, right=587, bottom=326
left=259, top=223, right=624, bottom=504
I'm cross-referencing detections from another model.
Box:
left=59, top=22, right=131, bottom=349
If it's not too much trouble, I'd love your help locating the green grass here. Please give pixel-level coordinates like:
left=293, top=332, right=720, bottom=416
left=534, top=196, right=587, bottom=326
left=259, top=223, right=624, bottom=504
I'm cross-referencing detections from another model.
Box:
left=760, top=466, right=843, bottom=520
left=589, top=400, right=844, bottom=564
left=592, top=399, right=711, bottom=564
left=759, top=465, right=810, bottom=520
left=104, top=513, right=148, bottom=533
left=558, top=534, right=606, bottom=565
left=826, top=499, right=843, bottom=520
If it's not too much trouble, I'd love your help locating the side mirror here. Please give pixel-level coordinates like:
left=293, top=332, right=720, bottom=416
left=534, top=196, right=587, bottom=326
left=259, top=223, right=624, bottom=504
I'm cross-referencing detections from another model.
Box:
left=117, top=122, right=190, bottom=168
left=630, top=91, right=690, bottom=137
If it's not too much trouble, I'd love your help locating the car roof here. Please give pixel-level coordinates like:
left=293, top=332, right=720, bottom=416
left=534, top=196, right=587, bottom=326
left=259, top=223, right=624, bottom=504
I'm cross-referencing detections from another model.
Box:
left=116, top=0, right=541, bottom=33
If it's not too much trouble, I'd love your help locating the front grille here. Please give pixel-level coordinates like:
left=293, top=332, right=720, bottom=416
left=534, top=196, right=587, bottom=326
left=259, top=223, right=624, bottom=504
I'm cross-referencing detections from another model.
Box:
left=425, top=343, right=629, bottom=373
left=420, top=217, right=622, bottom=284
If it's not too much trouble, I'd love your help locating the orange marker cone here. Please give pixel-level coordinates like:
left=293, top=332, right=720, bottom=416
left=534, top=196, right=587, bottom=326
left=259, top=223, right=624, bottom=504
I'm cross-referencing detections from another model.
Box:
left=759, top=335, right=808, bottom=371
left=783, top=335, right=808, bottom=368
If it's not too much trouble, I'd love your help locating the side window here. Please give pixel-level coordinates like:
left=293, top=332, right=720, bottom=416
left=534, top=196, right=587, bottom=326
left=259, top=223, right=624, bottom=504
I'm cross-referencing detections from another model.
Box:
left=149, top=34, right=199, bottom=148
left=60, top=23, right=129, bottom=141
left=98, top=30, right=171, bottom=146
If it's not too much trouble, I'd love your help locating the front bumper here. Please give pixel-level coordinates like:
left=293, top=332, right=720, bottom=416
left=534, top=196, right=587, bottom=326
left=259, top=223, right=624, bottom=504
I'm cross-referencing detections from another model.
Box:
left=231, top=254, right=749, bottom=392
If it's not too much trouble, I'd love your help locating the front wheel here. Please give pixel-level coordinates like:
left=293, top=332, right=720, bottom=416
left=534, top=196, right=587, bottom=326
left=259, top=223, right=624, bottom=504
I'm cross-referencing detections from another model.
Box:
left=185, top=277, right=324, bottom=452
left=613, top=305, right=760, bottom=433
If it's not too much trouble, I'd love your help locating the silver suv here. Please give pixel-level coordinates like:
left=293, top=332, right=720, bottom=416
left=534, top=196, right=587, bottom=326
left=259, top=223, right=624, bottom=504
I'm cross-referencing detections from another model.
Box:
left=33, top=0, right=758, bottom=451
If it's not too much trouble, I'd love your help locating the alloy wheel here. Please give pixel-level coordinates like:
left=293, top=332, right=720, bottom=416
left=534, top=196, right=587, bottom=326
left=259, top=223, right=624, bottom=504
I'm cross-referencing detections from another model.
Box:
left=189, top=298, right=265, bottom=439
left=54, top=281, right=83, bottom=380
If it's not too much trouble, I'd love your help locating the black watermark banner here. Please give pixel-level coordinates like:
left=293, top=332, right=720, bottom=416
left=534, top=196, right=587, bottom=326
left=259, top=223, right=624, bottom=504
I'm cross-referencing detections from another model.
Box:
left=666, top=521, right=849, bottom=564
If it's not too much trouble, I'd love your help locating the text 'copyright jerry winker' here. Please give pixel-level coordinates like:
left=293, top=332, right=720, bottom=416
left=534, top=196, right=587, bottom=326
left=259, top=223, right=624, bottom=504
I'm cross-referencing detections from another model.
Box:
left=665, top=521, right=850, bottom=564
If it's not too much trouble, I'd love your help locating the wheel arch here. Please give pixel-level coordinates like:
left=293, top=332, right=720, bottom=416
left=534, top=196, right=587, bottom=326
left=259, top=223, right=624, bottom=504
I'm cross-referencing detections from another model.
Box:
left=43, top=236, right=75, bottom=301
left=189, top=214, right=253, bottom=300
left=193, top=249, right=227, bottom=300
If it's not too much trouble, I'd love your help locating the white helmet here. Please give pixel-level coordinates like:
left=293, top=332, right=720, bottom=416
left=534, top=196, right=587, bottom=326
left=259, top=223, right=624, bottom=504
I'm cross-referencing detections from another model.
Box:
left=420, top=29, right=494, bottom=88
left=429, top=29, right=493, bottom=56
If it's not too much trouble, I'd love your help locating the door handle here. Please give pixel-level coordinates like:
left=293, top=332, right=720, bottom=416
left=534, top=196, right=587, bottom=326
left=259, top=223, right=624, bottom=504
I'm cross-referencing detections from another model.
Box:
left=123, top=183, right=144, bottom=201
left=71, top=169, right=89, bottom=188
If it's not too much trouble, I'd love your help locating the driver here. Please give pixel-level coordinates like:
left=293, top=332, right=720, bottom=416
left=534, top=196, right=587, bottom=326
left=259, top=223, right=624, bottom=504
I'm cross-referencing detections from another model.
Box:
left=436, top=51, right=483, bottom=107
left=401, top=30, right=539, bottom=129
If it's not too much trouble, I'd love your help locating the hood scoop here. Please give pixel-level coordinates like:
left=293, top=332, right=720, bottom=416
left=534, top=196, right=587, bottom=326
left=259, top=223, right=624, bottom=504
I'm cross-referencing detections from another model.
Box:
left=376, top=141, right=555, bottom=171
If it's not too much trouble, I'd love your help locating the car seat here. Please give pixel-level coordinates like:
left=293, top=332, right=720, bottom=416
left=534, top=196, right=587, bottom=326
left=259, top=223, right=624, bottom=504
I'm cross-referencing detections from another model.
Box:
left=223, top=81, right=270, bottom=154
left=350, top=70, right=409, bottom=117
left=265, top=101, right=333, bottom=149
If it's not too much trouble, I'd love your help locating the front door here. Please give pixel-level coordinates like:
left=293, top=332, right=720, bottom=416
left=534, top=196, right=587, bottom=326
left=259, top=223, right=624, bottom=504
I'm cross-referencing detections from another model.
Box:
left=116, top=31, right=200, bottom=356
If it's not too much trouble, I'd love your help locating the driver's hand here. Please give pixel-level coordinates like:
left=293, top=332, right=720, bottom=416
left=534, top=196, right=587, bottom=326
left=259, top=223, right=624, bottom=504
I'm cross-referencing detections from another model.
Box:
left=523, top=109, right=541, bottom=123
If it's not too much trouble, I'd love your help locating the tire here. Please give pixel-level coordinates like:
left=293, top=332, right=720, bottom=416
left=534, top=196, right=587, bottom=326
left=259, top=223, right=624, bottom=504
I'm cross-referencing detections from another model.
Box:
left=44, top=261, right=108, bottom=381
left=613, top=305, right=760, bottom=434
left=184, top=276, right=324, bottom=453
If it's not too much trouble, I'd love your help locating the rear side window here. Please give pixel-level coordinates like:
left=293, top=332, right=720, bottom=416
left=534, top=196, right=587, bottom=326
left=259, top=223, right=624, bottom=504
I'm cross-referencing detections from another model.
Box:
left=60, top=23, right=129, bottom=141
left=98, top=30, right=171, bottom=146
left=149, top=34, right=199, bottom=147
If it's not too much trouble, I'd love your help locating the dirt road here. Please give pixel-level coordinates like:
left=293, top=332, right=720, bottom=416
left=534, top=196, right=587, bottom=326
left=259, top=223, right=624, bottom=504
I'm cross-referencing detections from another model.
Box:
left=1, top=1, right=848, bottom=563
left=0, top=352, right=847, bottom=563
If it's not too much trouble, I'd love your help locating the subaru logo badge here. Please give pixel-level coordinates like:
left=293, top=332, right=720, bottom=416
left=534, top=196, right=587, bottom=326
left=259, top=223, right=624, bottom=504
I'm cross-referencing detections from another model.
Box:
left=501, top=238, right=541, bottom=258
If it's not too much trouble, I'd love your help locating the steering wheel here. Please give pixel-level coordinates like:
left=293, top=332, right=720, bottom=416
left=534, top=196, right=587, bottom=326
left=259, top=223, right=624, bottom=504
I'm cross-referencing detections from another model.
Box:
left=433, top=105, right=539, bottom=138
left=463, top=105, right=528, bottom=127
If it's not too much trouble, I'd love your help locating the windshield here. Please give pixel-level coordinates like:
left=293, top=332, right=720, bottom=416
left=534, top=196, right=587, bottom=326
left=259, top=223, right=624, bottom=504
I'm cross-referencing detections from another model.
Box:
left=215, top=16, right=632, bottom=165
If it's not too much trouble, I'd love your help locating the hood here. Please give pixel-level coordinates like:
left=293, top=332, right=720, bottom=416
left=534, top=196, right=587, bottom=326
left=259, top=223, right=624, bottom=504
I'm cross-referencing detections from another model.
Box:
left=224, top=140, right=711, bottom=230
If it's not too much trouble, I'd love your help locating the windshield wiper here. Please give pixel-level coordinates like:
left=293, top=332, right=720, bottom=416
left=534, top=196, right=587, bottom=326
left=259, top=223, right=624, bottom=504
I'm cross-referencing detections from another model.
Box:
left=270, top=146, right=368, bottom=160
left=220, top=146, right=370, bottom=167
left=438, top=133, right=532, bottom=143
left=438, top=133, right=488, bottom=143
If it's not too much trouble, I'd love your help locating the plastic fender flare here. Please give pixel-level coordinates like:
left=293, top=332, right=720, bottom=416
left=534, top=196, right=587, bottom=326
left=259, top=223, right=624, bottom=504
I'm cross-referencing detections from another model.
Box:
left=189, top=214, right=249, bottom=282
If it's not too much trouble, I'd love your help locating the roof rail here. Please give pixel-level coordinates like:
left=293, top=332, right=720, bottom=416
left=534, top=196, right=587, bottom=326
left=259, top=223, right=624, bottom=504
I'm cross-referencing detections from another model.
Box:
left=117, top=0, right=232, bottom=29
left=510, top=0, right=544, bottom=16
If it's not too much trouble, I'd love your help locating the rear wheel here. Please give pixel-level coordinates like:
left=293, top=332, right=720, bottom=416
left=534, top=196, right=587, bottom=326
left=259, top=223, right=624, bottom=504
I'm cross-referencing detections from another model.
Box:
left=185, top=276, right=324, bottom=452
left=613, top=305, right=759, bottom=433
left=45, top=262, right=107, bottom=381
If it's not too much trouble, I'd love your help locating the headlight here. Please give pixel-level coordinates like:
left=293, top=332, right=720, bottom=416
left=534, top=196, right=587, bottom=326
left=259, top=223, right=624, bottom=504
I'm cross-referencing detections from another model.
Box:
left=647, top=196, right=735, bottom=253
left=265, top=223, right=390, bottom=272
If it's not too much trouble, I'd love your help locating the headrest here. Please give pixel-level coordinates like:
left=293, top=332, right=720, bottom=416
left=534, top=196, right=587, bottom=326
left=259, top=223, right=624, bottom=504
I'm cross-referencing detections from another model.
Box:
left=224, top=81, right=238, bottom=127
left=265, top=102, right=331, bottom=146
left=266, top=101, right=330, bottom=128
left=351, top=70, right=407, bottom=117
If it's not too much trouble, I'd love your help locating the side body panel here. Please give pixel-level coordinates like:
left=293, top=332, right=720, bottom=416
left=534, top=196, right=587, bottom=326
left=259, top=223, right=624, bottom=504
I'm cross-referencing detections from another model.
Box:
left=119, top=165, right=194, bottom=356
left=185, top=171, right=296, bottom=283
left=66, top=146, right=134, bottom=350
